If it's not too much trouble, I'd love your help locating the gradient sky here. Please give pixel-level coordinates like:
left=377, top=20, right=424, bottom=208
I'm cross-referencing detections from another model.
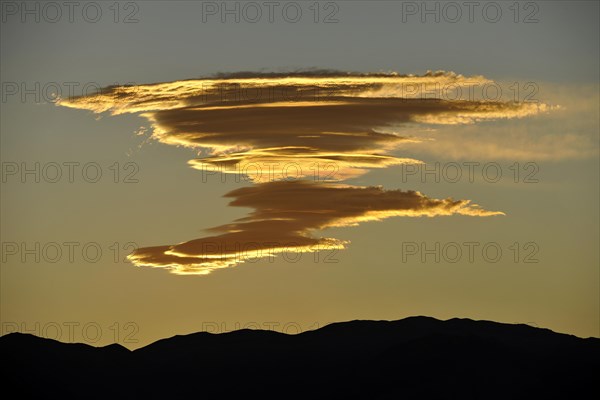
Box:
left=1, top=1, right=598, bottom=348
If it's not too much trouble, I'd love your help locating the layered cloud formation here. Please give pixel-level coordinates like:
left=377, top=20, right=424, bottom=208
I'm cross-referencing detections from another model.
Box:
left=58, top=71, right=549, bottom=274
left=59, top=71, right=546, bottom=181
left=129, top=180, right=503, bottom=275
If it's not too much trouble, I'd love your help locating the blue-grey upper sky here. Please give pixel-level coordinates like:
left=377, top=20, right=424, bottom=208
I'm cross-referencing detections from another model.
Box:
left=2, top=1, right=598, bottom=85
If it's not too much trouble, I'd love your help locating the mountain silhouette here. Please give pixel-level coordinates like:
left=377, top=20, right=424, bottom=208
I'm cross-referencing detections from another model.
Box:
left=1, top=316, right=598, bottom=399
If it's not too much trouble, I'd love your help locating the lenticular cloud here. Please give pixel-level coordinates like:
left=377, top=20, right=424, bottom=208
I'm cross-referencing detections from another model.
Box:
left=58, top=71, right=548, bottom=275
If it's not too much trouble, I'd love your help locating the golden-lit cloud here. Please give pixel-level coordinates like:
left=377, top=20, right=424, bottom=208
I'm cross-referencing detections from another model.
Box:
left=57, top=70, right=550, bottom=275
left=58, top=71, right=549, bottom=181
left=128, top=180, right=503, bottom=275
left=58, top=70, right=493, bottom=114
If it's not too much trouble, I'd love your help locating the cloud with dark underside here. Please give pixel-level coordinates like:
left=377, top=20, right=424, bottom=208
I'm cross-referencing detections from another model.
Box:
left=59, top=71, right=547, bottom=181
left=57, top=71, right=548, bottom=274
left=128, top=180, right=503, bottom=275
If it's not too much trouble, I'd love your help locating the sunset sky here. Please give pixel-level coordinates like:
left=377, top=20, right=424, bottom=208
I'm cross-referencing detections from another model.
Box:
left=1, top=1, right=598, bottom=348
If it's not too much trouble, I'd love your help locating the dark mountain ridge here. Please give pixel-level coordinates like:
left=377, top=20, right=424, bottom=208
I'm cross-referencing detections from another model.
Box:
left=2, top=316, right=598, bottom=399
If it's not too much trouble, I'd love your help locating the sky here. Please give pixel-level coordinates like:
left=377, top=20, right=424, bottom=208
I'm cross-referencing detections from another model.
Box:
left=1, top=0, right=598, bottom=348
